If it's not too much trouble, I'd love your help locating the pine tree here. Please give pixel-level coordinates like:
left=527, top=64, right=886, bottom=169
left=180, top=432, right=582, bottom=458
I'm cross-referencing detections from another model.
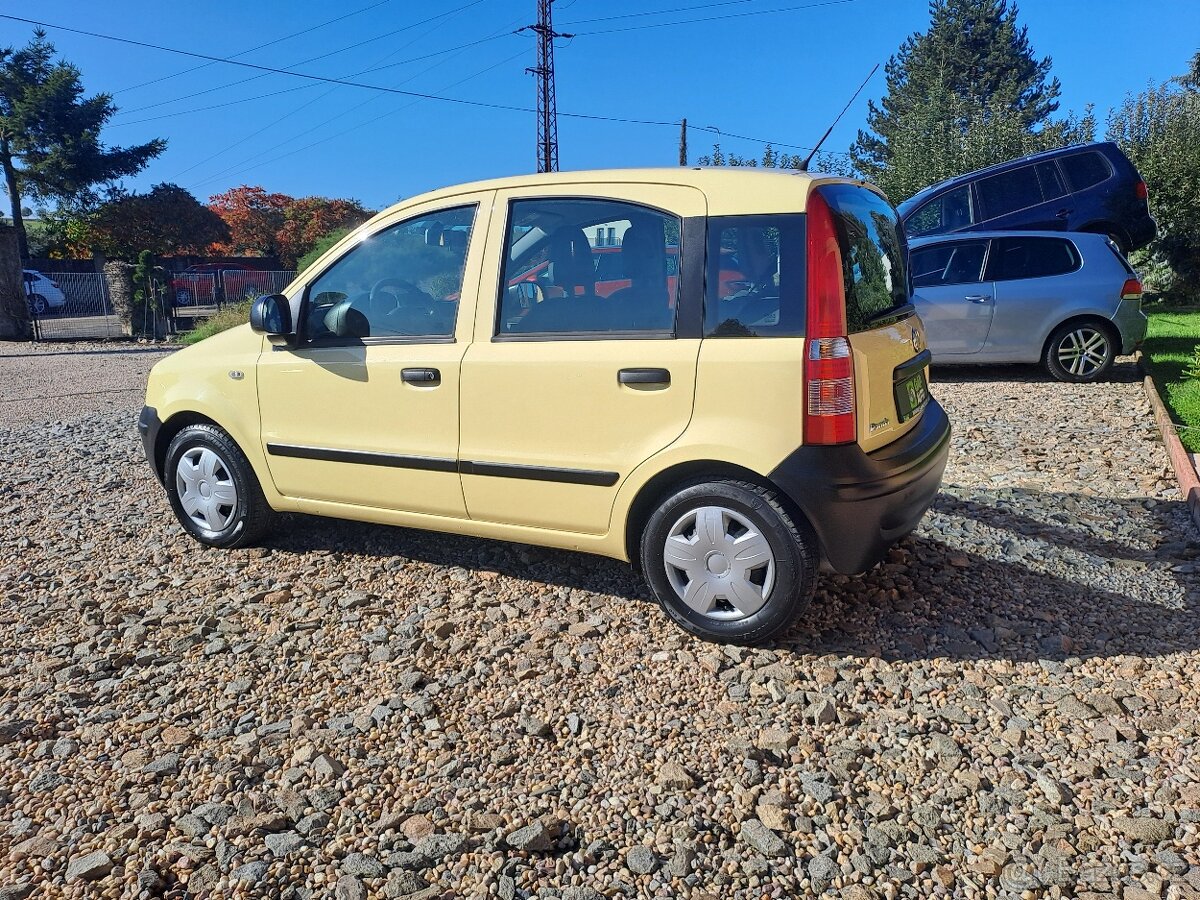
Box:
left=851, top=0, right=1080, bottom=201
left=0, top=31, right=164, bottom=260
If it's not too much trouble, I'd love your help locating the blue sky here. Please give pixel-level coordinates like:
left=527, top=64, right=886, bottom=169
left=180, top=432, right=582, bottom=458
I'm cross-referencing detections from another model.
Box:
left=10, top=0, right=1200, bottom=211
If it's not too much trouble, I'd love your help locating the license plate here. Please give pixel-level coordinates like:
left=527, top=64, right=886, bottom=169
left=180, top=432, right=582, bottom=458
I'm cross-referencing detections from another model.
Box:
left=895, top=370, right=929, bottom=423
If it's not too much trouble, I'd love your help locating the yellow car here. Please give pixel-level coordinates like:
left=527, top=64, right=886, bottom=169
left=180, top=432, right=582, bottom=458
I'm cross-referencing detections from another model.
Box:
left=139, top=169, right=950, bottom=644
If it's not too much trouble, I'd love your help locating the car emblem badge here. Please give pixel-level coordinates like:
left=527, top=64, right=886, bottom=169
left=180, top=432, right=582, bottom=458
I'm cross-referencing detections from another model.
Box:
left=911, top=327, right=924, bottom=353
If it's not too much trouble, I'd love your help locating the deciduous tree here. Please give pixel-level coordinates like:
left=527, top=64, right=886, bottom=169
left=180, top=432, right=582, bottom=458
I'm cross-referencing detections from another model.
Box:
left=275, top=197, right=372, bottom=268
left=207, top=185, right=290, bottom=257
left=84, top=183, right=230, bottom=259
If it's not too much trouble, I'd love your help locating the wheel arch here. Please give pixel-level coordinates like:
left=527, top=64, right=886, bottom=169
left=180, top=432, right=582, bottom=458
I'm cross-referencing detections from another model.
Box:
left=1040, top=313, right=1120, bottom=361
left=622, top=459, right=808, bottom=571
left=154, top=411, right=225, bottom=481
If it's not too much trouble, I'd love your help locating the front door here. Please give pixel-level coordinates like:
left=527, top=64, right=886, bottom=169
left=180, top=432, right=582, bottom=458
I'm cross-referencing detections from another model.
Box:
left=460, top=186, right=707, bottom=535
left=910, top=238, right=995, bottom=355
left=257, top=196, right=491, bottom=518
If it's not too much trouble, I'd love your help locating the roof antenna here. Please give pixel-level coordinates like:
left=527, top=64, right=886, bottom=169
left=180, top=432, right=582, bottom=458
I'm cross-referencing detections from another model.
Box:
left=799, top=63, right=879, bottom=171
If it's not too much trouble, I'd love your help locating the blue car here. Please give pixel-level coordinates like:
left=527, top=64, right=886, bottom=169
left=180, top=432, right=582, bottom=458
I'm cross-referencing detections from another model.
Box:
left=897, top=142, right=1157, bottom=254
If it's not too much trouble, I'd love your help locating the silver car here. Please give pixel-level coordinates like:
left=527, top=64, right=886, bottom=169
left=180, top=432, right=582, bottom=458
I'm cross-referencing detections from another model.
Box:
left=909, top=231, right=1146, bottom=382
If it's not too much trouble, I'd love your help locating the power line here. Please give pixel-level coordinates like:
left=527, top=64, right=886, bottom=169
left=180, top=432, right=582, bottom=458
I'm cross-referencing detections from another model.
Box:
left=112, top=1, right=489, bottom=119
left=569, top=0, right=858, bottom=35
left=111, top=0, right=396, bottom=94
left=172, top=2, right=496, bottom=184
left=562, top=0, right=771, bottom=26
left=4, top=11, right=851, bottom=169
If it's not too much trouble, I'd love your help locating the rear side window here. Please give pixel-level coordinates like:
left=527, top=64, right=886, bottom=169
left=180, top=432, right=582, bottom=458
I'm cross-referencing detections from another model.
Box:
left=819, top=183, right=910, bottom=333
left=911, top=241, right=988, bottom=287
left=986, top=237, right=1081, bottom=281
left=906, top=184, right=977, bottom=236
left=1060, top=151, right=1112, bottom=191
left=704, top=215, right=805, bottom=337
left=976, top=165, right=1044, bottom=219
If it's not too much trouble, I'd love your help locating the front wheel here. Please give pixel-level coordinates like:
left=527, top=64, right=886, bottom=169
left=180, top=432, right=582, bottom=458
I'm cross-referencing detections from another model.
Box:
left=639, top=479, right=818, bottom=644
left=1044, top=321, right=1116, bottom=382
left=164, top=424, right=276, bottom=548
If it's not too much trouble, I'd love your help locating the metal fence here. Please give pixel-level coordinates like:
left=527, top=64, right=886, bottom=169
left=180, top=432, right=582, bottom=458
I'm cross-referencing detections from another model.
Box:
left=25, top=271, right=124, bottom=340
left=25, top=268, right=298, bottom=341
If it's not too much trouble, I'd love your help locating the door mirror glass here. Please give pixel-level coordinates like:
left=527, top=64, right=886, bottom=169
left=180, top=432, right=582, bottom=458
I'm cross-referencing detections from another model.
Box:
left=250, top=293, right=293, bottom=344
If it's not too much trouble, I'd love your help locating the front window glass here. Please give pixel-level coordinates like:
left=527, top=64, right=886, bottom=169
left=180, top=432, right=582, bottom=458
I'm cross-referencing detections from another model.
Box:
left=911, top=241, right=988, bottom=287
left=906, top=184, right=976, bottom=236
left=497, top=198, right=679, bottom=336
left=304, top=206, right=475, bottom=341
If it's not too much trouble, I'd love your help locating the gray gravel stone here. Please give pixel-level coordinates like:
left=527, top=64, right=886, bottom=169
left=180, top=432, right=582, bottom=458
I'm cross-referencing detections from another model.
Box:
left=740, top=819, right=787, bottom=857
left=65, top=850, right=113, bottom=882
left=625, top=845, right=658, bottom=875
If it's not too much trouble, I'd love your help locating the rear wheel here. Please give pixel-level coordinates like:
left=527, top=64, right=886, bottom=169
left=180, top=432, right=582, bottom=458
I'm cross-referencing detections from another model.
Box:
left=176, top=289, right=192, bottom=306
left=28, top=294, right=47, bottom=316
left=640, top=479, right=818, bottom=644
left=164, top=424, right=276, bottom=548
left=1044, top=321, right=1116, bottom=382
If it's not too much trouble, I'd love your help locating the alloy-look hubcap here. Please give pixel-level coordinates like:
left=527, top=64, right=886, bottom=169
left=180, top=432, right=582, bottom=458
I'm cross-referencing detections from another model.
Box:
left=663, top=505, right=776, bottom=621
left=176, top=447, right=238, bottom=532
left=1057, top=328, right=1110, bottom=377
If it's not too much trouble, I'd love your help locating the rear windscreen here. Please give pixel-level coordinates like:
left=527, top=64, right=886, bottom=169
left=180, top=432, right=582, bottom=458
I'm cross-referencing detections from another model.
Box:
left=817, top=184, right=911, bottom=333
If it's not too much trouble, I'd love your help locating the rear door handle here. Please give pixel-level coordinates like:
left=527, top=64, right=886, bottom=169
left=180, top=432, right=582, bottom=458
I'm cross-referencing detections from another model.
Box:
left=402, top=367, right=440, bottom=384
left=1055, top=208, right=1072, bottom=218
left=618, top=367, right=670, bottom=385
left=963, top=294, right=990, bottom=303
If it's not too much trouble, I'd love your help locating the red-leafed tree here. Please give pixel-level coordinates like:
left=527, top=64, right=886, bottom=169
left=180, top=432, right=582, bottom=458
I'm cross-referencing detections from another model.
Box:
left=275, top=196, right=372, bottom=268
left=207, top=185, right=291, bottom=257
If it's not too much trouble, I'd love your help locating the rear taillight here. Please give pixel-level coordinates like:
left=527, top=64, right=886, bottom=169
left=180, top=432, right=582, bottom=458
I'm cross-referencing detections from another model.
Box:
left=1121, top=278, right=1143, bottom=301
left=1135, top=180, right=1148, bottom=200
left=804, top=190, right=856, bottom=445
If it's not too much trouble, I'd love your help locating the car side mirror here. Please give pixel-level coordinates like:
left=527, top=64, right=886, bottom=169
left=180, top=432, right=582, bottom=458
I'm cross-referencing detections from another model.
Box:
left=250, top=294, right=295, bottom=347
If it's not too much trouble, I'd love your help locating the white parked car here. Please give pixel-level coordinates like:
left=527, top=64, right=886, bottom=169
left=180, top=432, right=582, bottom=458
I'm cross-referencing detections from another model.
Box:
left=23, top=270, right=67, bottom=315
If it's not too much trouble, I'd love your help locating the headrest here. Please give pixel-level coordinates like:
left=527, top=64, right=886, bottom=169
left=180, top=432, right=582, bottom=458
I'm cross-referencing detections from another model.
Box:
left=324, top=299, right=370, bottom=338
left=620, top=224, right=664, bottom=284
left=548, top=228, right=594, bottom=294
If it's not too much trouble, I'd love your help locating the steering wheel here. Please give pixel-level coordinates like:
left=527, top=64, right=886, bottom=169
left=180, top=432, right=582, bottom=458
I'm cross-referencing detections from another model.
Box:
left=370, top=277, right=423, bottom=304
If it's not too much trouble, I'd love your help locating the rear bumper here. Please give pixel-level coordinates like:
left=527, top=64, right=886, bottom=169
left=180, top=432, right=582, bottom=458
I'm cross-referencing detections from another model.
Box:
left=139, top=405, right=163, bottom=483
left=1112, top=301, right=1148, bottom=355
left=768, top=400, right=951, bottom=574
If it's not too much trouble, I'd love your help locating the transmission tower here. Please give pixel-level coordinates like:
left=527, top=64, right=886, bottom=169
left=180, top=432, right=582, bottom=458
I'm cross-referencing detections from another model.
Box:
left=523, top=0, right=572, bottom=173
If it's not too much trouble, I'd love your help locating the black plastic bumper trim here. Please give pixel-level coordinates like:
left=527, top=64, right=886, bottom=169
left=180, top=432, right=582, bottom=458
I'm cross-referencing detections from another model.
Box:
left=265, top=442, right=619, bottom=487
left=768, top=399, right=951, bottom=574
left=138, top=406, right=162, bottom=482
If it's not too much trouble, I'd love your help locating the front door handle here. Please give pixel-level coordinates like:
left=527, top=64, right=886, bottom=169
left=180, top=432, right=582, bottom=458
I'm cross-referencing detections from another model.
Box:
left=1055, top=208, right=1072, bottom=218
left=618, top=367, right=670, bottom=385
left=963, top=294, right=989, bottom=303
left=402, top=367, right=440, bottom=385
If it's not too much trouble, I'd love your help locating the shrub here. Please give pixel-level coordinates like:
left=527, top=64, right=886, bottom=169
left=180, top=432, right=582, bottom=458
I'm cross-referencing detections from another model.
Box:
left=179, top=299, right=252, bottom=345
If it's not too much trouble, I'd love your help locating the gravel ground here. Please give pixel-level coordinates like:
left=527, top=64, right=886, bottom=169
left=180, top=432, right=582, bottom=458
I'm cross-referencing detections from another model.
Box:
left=1, top=346, right=1197, bottom=900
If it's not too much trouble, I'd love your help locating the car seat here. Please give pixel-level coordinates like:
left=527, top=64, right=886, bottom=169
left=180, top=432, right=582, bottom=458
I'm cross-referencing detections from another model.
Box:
left=606, top=223, right=672, bottom=331
left=519, top=228, right=600, bottom=332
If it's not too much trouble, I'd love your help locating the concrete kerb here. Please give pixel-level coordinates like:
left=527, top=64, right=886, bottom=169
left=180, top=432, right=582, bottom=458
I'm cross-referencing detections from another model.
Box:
left=1139, top=350, right=1200, bottom=532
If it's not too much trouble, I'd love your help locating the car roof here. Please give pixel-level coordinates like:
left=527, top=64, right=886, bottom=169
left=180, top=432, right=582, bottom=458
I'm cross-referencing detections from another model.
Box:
left=377, top=168, right=882, bottom=218
left=909, top=230, right=1113, bottom=246
left=899, top=141, right=1121, bottom=210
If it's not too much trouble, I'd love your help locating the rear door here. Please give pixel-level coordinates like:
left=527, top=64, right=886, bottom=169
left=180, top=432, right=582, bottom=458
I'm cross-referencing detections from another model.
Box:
left=975, top=164, right=1065, bottom=232
left=459, top=185, right=706, bottom=535
left=910, top=239, right=994, bottom=355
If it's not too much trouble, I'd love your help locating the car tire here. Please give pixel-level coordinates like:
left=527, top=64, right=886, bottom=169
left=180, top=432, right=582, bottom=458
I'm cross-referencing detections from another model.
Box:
left=28, top=294, right=47, bottom=316
left=639, top=478, right=818, bottom=644
left=164, top=424, right=276, bottom=548
left=1044, top=320, right=1117, bottom=383
left=176, top=289, right=192, bottom=306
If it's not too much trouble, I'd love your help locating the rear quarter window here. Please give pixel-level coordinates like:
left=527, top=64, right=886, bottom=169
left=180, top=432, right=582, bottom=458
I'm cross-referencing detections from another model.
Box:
left=986, top=236, right=1081, bottom=281
left=1060, top=151, right=1112, bottom=191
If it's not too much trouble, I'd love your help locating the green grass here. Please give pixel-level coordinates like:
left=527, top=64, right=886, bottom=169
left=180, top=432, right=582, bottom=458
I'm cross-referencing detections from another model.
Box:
left=1144, top=309, right=1200, bottom=452
left=178, top=299, right=253, bottom=346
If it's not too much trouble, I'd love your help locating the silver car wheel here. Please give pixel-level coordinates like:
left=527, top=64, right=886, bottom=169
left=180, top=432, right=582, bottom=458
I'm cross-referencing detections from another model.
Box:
left=662, top=505, right=775, bottom=620
left=175, top=447, right=239, bottom=532
left=1057, top=327, right=1110, bottom=377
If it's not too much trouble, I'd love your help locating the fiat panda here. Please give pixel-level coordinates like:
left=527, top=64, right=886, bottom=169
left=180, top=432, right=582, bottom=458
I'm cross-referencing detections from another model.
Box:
left=139, top=169, right=950, bottom=644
